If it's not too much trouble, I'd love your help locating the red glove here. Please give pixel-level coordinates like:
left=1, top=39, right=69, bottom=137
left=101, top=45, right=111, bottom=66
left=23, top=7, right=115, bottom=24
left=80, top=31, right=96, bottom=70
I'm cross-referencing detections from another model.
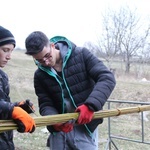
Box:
left=53, top=123, right=73, bottom=133
left=12, top=107, right=36, bottom=133
left=75, top=104, right=94, bottom=124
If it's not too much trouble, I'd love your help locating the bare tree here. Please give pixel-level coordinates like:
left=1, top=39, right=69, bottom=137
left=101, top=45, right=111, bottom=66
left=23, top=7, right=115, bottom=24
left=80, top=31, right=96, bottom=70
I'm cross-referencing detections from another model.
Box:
left=83, top=41, right=103, bottom=58
left=96, top=9, right=123, bottom=67
left=97, top=6, right=150, bottom=73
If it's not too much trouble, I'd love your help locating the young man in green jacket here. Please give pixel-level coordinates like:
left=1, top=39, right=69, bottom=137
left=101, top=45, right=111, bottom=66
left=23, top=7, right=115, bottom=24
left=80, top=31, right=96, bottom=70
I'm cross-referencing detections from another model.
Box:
left=25, top=31, right=116, bottom=150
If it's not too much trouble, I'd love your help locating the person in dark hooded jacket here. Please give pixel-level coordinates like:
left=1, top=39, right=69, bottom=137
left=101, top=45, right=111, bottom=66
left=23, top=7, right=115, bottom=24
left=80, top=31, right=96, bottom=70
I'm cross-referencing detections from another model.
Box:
left=0, top=26, right=36, bottom=150
left=25, top=31, right=116, bottom=150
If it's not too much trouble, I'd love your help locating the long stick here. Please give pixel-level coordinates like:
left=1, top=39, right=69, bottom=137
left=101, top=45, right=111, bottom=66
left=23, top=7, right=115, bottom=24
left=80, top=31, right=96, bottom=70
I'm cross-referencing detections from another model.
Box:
left=0, top=105, right=150, bottom=132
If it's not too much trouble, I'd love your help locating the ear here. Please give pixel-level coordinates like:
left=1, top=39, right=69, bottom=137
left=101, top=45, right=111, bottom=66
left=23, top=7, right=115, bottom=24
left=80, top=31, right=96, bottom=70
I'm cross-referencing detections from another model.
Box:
left=50, top=43, right=55, bottom=49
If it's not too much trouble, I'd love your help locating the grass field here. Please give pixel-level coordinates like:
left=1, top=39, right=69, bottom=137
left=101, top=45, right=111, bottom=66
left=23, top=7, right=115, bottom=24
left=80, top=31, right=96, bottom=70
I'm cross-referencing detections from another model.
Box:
left=3, top=50, right=150, bottom=150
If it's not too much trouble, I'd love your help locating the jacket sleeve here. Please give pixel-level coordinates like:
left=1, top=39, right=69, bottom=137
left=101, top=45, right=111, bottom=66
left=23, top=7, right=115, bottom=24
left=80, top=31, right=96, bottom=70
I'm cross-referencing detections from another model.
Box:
left=34, top=71, right=59, bottom=116
left=82, top=48, right=116, bottom=111
left=0, top=100, right=14, bottom=119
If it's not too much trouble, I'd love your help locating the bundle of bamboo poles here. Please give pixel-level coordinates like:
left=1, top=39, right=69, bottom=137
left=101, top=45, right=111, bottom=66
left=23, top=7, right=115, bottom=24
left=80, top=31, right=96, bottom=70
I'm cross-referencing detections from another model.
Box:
left=0, top=105, right=150, bottom=133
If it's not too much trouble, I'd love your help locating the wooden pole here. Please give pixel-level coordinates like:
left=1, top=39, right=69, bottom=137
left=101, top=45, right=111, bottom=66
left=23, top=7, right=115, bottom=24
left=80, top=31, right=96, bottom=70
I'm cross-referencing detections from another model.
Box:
left=0, top=105, right=150, bottom=132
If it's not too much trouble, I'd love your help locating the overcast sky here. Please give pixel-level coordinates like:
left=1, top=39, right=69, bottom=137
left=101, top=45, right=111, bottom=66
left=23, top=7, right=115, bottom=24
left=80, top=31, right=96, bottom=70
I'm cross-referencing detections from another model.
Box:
left=0, top=0, right=150, bottom=48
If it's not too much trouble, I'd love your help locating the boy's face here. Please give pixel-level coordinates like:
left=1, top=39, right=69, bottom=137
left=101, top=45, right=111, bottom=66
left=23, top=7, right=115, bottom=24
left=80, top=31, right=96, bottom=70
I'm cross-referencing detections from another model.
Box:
left=32, top=43, right=55, bottom=67
left=0, top=44, right=14, bottom=68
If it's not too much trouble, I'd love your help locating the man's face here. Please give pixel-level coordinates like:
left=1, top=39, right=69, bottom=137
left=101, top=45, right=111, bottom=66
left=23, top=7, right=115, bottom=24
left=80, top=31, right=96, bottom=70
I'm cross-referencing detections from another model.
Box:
left=33, top=44, right=55, bottom=67
left=0, top=44, right=14, bottom=68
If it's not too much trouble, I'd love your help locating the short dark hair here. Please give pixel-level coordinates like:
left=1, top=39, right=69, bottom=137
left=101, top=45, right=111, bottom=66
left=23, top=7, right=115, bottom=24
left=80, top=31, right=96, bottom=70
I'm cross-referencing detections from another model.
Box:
left=25, top=31, right=49, bottom=55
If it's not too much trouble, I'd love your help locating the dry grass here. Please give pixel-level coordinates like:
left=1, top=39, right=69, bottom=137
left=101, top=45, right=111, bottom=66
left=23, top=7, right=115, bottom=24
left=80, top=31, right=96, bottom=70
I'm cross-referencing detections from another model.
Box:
left=2, top=50, right=150, bottom=150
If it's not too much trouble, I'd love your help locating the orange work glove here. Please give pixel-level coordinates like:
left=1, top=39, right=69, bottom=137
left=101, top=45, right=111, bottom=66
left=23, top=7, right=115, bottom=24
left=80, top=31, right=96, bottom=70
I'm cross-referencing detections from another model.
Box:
left=17, top=99, right=35, bottom=114
left=53, top=123, right=73, bottom=133
left=12, top=107, right=35, bottom=133
left=75, top=104, right=94, bottom=124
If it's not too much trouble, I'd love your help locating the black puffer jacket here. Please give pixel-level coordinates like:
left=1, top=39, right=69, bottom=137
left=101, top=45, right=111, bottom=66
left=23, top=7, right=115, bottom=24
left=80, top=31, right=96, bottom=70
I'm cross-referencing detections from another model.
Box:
left=34, top=36, right=116, bottom=135
left=0, top=69, right=15, bottom=150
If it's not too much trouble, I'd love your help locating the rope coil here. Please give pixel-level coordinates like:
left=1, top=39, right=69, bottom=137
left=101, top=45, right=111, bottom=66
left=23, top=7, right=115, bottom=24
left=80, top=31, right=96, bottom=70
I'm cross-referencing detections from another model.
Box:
left=116, top=108, right=121, bottom=116
left=137, top=106, right=141, bottom=113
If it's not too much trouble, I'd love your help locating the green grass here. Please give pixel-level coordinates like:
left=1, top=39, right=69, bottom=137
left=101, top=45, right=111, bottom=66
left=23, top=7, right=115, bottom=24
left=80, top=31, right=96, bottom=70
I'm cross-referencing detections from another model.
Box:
left=3, top=50, right=150, bottom=150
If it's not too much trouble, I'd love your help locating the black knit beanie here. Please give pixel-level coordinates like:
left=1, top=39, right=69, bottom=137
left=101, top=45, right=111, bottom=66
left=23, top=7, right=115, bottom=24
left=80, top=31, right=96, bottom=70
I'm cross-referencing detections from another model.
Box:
left=0, top=26, right=16, bottom=47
